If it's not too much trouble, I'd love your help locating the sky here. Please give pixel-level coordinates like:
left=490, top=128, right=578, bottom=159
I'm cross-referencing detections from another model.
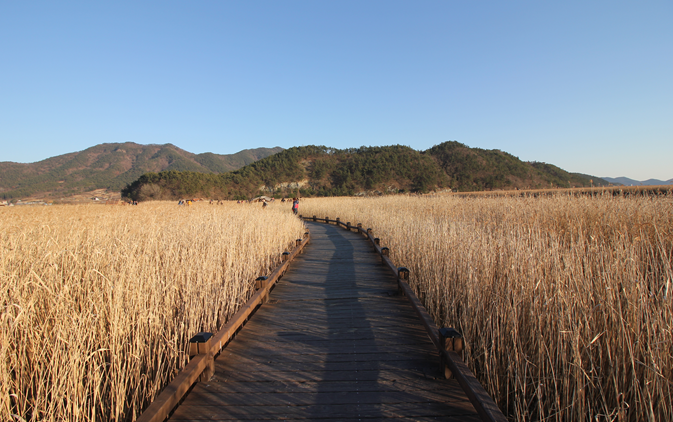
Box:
left=1, top=1, right=671, bottom=181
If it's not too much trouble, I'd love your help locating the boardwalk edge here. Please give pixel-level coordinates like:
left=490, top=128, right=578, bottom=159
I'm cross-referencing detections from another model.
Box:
left=137, top=231, right=311, bottom=422
left=301, top=215, right=507, bottom=422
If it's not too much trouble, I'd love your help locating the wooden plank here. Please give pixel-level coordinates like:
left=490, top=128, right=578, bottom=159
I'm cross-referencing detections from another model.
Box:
left=215, top=368, right=449, bottom=383
left=196, top=379, right=460, bottom=394
left=174, top=388, right=472, bottom=407
left=222, top=342, right=433, bottom=356
left=171, top=401, right=479, bottom=420
left=172, top=417, right=480, bottom=422
left=163, top=221, right=483, bottom=422
left=212, top=359, right=440, bottom=374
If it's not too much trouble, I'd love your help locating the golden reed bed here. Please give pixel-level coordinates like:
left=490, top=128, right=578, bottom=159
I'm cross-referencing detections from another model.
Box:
left=300, top=194, right=672, bottom=421
left=1, top=202, right=305, bottom=422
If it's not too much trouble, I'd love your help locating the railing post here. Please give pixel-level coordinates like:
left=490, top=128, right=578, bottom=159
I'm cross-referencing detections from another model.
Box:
left=374, top=237, right=380, bottom=246
left=439, top=327, right=464, bottom=379
left=256, top=276, right=270, bottom=303
left=381, top=247, right=390, bottom=257
left=313, top=215, right=317, bottom=222
left=336, top=217, right=340, bottom=226
left=282, top=251, right=290, bottom=262
left=255, top=276, right=268, bottom=290
left=325, top=216, right=329, bottom=224
left=398, top=267, right=410, bottom=296
left=296, top=238, right=302, bottom=247
left=347, top=222, right=351, bottom=230
left=367, top=228, right=373, bottom=236
left=357, top=223, right=362, bottom=232
left=189, top=332, right=214, bottom=382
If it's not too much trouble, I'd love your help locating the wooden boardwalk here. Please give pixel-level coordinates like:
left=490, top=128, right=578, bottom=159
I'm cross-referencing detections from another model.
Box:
left=169, top=222, right=480, bottom=421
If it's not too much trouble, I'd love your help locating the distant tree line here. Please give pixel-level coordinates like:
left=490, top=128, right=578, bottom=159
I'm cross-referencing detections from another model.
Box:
left=121, top=142, right=607, bottom=201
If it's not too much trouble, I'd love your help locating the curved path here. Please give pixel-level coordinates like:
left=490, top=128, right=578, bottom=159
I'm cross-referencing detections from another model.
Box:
left=169, top=222, right=480, bottom=421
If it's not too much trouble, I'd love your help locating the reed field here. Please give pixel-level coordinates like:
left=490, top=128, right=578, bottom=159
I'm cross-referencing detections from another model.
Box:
left=300, top=194, right=673, bottom=421
left=1, top=201, right=305, bottom=422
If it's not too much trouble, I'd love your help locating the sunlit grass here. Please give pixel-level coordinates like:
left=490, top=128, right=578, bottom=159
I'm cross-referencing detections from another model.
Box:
left=1, top=201, right=305, bottom=422
left=300, top=194, right=673, bottom=421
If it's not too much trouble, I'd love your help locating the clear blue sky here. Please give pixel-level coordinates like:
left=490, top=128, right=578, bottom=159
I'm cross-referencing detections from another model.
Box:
left=1, top=1, right=671, bottom=180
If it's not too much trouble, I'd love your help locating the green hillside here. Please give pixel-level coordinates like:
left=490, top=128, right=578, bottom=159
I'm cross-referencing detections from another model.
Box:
left=121, top=142, right=609, bottom=201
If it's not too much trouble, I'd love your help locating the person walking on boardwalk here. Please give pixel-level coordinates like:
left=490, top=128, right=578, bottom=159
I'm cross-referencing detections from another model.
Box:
left=292, top=198, right=299, bottom=215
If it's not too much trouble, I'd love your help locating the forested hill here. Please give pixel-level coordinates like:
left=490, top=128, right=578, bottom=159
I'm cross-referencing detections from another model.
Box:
left=121, top=142, right=609, bottom=201
left=0, top=143, right=283, bottom=199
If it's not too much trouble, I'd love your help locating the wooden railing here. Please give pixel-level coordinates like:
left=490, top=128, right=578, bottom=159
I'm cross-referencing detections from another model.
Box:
left=137, top=232, right=311, bottom=422
left=302, top=215, right=507, bottom=422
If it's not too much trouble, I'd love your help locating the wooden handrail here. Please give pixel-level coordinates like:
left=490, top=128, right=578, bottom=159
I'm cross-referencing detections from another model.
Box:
left=137, top=232, right=311, bottom=422
left=301, top=215, right=507, bottom=422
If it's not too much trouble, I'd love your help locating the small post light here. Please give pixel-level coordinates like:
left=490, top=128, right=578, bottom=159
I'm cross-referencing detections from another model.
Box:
left=255, top=276, right=268, bottom=290
left=189, top=332, right=214, bottom=381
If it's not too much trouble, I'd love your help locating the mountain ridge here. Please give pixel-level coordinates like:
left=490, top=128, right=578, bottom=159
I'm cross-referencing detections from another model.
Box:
left=601, top=176, right=673, bottom=186
left=0, top=143, right=283, bottom=199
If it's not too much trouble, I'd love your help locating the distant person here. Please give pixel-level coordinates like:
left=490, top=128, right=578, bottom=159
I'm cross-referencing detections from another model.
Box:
left=292, top=198, right=299, bottom=215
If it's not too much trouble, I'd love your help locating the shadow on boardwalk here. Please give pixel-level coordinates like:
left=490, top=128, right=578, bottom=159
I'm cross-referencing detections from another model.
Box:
left=169, top=222, right=479, bottom=421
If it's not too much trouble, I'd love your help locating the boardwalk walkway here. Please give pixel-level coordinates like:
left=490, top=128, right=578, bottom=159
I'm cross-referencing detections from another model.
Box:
left=169, top=222, right=480, bottom=421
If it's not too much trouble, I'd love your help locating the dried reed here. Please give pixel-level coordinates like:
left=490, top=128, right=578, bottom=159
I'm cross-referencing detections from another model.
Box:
left=300, top=194, right=672, bottom=421
left=1, top=201, right=305, bottom=422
